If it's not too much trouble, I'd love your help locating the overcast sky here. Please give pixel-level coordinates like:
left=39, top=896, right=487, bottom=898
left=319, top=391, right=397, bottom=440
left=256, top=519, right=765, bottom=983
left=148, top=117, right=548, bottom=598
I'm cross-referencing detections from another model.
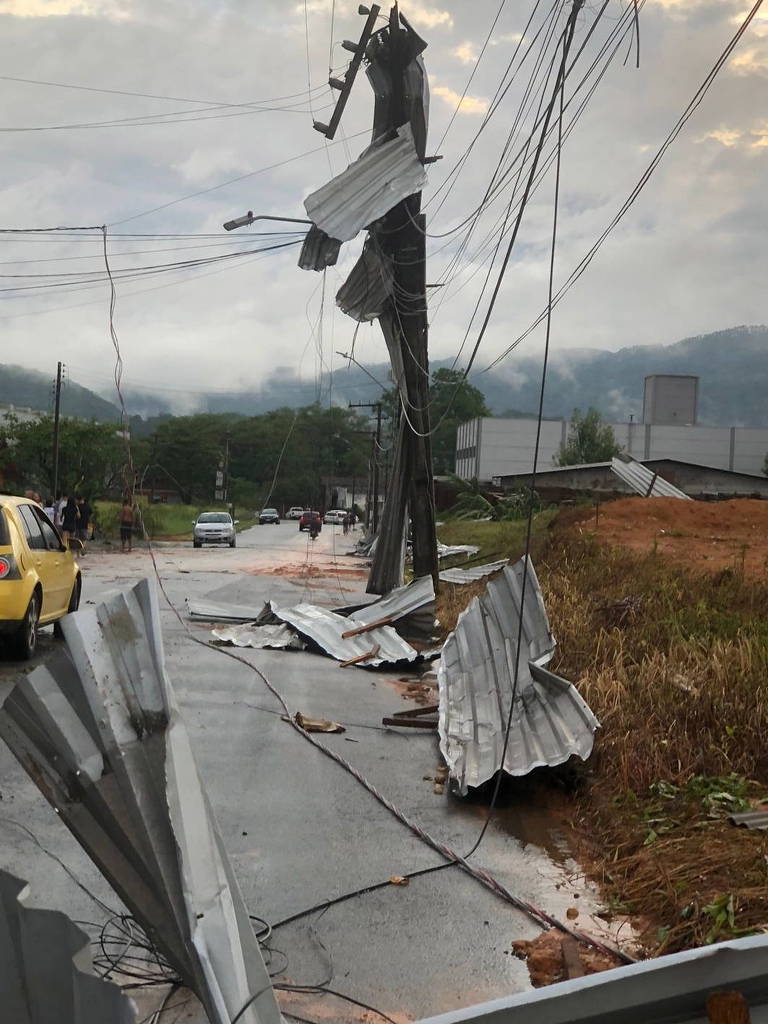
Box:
left=0, top=0, right=765, bottom=406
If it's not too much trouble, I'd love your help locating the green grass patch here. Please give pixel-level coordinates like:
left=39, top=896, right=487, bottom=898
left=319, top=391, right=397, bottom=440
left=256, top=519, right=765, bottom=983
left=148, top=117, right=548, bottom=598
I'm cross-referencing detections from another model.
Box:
left=94, top=501, right=256, bottom=540
left=437, top=509, right=556, bottom=564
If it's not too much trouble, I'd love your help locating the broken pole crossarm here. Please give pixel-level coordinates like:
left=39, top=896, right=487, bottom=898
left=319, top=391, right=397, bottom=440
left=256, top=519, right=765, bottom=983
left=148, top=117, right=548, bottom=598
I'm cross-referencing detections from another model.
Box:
left=314, top=4, right=381, bottom=140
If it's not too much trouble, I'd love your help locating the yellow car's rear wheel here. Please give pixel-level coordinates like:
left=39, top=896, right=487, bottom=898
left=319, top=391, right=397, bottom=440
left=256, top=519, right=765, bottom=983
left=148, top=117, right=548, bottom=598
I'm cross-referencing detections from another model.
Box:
left=11, top=592, right=40, bottom=661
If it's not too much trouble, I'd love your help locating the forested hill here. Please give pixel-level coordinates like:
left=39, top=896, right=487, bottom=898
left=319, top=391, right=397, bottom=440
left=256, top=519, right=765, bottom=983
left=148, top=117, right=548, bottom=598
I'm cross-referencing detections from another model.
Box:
left=0, top=364, right=121, bottom=421
left=4, top=325, right=767, bottom=427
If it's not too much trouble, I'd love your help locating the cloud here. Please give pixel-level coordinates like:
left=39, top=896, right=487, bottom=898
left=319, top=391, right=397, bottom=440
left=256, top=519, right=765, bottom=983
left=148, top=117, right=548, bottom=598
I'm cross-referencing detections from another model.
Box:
left=432, top=85, right=489, bottom=115
left=402, top=2, right=453, bottom=29
left=730, top=46, right=768, bottom=74
left=0, top=0, right=129, bottom=17
left=453, top=42, right=477, bottom=64
left=697, top=127, right=743, bottom=147
left=174, top=149, right=252, bottom=185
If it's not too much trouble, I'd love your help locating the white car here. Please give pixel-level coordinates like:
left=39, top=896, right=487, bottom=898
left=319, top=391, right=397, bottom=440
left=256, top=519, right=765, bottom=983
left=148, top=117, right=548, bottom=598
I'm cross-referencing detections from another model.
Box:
left=192, top=512, right=237, bottom=548
left=323, top=509, right=349, bottom=525
left=287, top=507, right=305, bottom=520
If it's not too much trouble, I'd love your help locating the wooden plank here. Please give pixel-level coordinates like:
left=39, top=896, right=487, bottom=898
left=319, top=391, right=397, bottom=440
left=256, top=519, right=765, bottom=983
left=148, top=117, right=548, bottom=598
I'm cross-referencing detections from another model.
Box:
left=707, top=991, right=751, bottom=1023
left=341, top=615, right=394, bottom=639
left=340, top=643, right=381, bottom=669
left=561, top=936, right=585, bottom=980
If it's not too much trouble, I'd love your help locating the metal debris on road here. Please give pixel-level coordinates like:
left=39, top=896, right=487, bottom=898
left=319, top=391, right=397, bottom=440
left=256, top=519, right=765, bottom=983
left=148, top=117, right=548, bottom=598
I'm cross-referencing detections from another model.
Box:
left=0, top=869, right=135, bottom=1024
left=438, top=558, right=599, bottom=794
left=212, top=622, right=304, bottom=650
left=347, top=574, right=436, bottom=641
left=187, top=597, right=270, bottom=623
left=611, top=453, right=691, bottom=499
left=270, top=600, right=418, bottom=666
left=439, top=560, right=509, bottom=584
left=293, top=712, right=345, bottom=734
left=303, top=123, right=427, bottom=243
left=0, top=578, right=281, bottom=1024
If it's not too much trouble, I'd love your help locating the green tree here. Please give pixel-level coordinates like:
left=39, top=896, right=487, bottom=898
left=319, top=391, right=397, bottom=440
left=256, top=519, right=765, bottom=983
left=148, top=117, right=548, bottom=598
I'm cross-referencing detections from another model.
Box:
left=381, top=367, right=490, bottom=476
left=0, top=415, right=127, bottom=497
left=556, top=407, right=621, bottom=466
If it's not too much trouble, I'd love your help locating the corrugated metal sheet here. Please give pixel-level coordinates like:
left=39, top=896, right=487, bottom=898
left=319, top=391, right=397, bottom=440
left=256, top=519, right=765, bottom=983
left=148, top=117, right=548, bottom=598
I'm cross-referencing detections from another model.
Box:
left=437, top=543, right=480, bottom=560
left=0, top=579, right=281, bottom=1024
left=187, top=598, right=268, bottom=623
left=348, top=574, right=436, bottom=642
left=439, top=560, right=509, bottom=585
left=611, top=455, right=691, bottom=499
left=438, top=558, right=599, bottom=794
left=271, top=600, right=417, bottom=666
left=730, top=810, right=768, bottom=830
left=336, top=239, right=393, bottom=322
left=413, top=932, right=768, bottom=1024
left=212, top=622, right=303, bottom=650
left=303, top=123, right=427, bottom=243
left=298, top=224, right=341, bottom=272
left=0, top=870, right=135, bottom=1024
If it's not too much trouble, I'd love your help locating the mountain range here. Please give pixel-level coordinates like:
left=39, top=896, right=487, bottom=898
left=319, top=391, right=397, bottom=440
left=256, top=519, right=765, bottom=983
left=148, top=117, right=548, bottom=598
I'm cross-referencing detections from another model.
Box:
left=2, top=325, right=766, bottom=428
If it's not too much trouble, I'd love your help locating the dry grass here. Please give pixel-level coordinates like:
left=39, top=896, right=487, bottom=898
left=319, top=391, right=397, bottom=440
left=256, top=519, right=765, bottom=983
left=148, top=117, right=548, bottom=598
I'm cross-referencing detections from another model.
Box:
left=541, top=532, right=768, bottom=951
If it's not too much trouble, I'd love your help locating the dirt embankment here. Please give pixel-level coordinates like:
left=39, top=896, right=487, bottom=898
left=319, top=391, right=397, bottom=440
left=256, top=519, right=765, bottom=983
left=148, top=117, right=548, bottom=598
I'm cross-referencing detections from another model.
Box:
left=572, top=497, right=768, bottom=578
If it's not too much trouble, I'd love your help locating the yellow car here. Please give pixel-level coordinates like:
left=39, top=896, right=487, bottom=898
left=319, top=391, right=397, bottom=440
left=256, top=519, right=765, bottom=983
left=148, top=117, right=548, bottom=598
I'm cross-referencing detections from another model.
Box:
left=0, top=495, right=82, bottom=660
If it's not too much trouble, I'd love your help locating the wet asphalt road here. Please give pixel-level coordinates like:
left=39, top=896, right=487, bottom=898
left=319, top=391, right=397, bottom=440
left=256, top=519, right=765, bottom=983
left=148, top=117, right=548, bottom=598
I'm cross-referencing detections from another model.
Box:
left=0, top=522, right=604, bottom=1023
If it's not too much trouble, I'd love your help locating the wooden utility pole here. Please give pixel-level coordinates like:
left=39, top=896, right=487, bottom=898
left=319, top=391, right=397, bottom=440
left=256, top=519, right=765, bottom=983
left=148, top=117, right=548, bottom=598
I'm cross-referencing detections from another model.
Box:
left=52, top=361, right=63, bottom=498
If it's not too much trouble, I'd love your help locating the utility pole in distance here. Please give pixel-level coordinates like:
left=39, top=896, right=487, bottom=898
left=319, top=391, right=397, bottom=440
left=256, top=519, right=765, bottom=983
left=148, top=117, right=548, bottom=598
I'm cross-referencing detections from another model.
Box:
left=52, top=361, right=63, bottom=498
left=349, top=401, right=383, bottom=533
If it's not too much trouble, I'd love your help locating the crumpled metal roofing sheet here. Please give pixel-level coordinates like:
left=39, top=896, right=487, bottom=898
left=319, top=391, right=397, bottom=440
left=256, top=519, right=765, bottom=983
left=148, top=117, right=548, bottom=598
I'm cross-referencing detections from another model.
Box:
left=611, top=455, right=691, bottom=499
left=0, top=870, right=135, bottom=1024
left=439, top=560, right=509, bottom=585
left=336, top=239, right=393, bottom=322
left=348, top=574, right=436, bottom=642
left=437, top=542, right=480, bottom=560
left=303, top=123, right=427, bottom=243
left=271, top=600, right=417, bottom=666
left=413, top=932, right=768, bottom=1024
left=187, top=598, right=267, bottom=623
left=297, top=224, right=341, bottom=271
left=730, top=810, right=768, bottom=830
left=212, top=622, right=303, bottom=650
left=438, top=558, right=599, bottom=793
left=0, top=578, right=281, bottom=1024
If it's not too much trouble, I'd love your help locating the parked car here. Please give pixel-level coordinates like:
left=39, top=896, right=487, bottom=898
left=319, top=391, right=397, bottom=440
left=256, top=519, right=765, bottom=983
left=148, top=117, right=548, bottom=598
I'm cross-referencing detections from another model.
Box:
left=192, top=511, right=237, bottom=548
left=258, top=508, right=280, bottom=525
left=323, top=509, right=348, bottom=525
left=0, top=495, right=82, bottom=659
left=287, top=507, right=305, bottom=520
left=298, top=510, right=322, bottom=532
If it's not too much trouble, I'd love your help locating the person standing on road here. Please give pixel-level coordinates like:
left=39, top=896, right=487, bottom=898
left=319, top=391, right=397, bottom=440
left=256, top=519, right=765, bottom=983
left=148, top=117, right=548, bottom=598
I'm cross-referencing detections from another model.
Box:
left=61, top=496, right=79, bottom=547
left=43, top=497, right=56, bottom=522
left=119, top=498, right=134, bottom=552
left=77, top=495, right=92, bottom=553
left=342, top=511, right=351, bottom=535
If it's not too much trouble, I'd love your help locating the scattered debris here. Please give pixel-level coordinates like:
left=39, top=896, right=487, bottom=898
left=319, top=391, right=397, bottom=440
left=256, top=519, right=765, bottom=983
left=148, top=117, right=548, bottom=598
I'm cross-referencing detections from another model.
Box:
left=211, top=622, right=304, bottom=650
left=511, top=929, right=623, bottom=989
left=187, top=597, right=269, bottom=622
left=345, top=575, right=436, bottom=641
left=0, top=579, right=281, bottom=1024
left=298, top=224, right=341, bottom=271
left=438, top=557, right=599, bottom=794
left=730, top=811, right=768, bottom=831
left=439, top=559, right=509, bottom=584
left=336, top=238, right=394, bottom=321
left=611, top=453, right=691, bottom=499
left=382, top=705, right=438, bottom=730
left=0, top=869, right=136, bottom=1024
left=389, top=876, right=410, bottom=887
left=294, top=712, right=345, bottom=734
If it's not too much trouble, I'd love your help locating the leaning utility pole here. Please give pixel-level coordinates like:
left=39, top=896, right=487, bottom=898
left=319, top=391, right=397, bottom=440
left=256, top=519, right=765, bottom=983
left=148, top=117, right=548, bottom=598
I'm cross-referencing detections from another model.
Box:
left=349, top=401, right=383, bottom=533
left=52, top=361, right=63, bottom=498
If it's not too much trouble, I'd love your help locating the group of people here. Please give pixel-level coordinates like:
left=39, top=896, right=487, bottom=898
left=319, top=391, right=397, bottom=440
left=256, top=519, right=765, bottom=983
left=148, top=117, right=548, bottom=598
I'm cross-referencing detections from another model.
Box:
left=341, top=511, right=355, bottom=535
left=37, top=494, right=92, bottom=551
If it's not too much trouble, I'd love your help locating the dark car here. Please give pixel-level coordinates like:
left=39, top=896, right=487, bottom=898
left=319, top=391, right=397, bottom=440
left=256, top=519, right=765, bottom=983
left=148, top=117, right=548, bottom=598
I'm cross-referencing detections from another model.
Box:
left=258, top=508, right=280, bottom=525
left=298, top=510, right=322, bottom=532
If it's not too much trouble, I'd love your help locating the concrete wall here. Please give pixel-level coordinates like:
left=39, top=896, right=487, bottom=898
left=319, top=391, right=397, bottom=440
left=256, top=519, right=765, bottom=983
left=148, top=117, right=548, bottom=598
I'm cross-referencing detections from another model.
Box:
left=457, top=417, right=768, bottom=482
left=643, top=375, right=698, bottom=425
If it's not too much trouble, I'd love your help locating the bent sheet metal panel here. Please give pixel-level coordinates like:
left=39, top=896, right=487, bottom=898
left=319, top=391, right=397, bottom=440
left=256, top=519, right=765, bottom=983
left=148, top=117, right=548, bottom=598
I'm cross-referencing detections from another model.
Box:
left=438, top=560, right=509, bottom=585
left=271, top=601, right=418, bottom=666
left=0, top=579, right=282, bottom=1024
left=187, top=598, right=269, bottom=623
left=611, top=455, right=691, bottom=499
left=0, top=870, right=135, bottom=1024
left=412, top=932, right=768, bottom=1024
left=303, top=123, right=427, bottom=243
left=335, top=238, right=394, bottom=322
left=211, top=623, right=303, bottom=650
left=438, top=558, right=598, bottom=793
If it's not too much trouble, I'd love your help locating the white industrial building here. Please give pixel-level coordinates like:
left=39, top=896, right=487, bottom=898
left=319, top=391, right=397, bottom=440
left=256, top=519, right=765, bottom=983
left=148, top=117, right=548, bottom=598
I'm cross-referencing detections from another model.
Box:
left=455, top=375, right=768, bottom=482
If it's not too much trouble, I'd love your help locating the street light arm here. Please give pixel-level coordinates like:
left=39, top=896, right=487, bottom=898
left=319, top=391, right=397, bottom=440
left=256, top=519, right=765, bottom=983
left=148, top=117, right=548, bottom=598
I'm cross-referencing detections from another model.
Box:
left=222, top=211, right=313, bottom=231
